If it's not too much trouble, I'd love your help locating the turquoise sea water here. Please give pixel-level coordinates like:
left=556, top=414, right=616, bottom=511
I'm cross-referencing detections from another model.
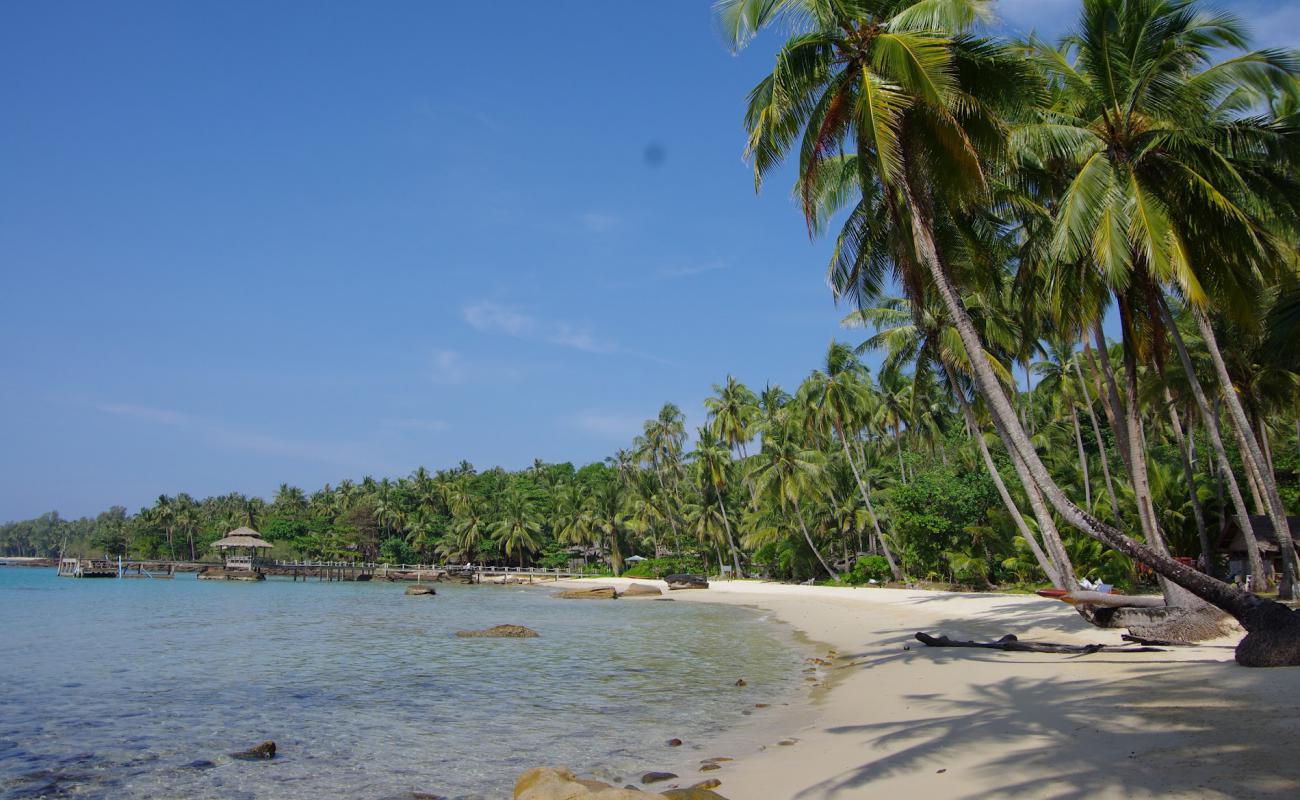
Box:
left=0, top=568, right=802, bottom=799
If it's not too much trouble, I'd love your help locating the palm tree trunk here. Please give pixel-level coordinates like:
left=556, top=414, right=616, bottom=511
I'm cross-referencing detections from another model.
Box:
left=717, top=496, right=743, bottom=577
left=1091, top=325, right=1134, bottom=477
left=793, top=499, right=837, bottom=578
left=1259, top=417, right=1275, bottom=476
left=894, top=422, right=907, bottom=483
left=1191, top=305, right=1297, bottom=599
left=1073, top=358, right=1124, bottom=525
left=836, top=427, right=902, bottom=580
left=652, top=459, right=683, bottom=554
left=943, top=359, right=1062, bottom=587
left=901, top=177, right=1270, bottom=632
left=987, top=400, right=1079, bottom=590
left=1165, top=389, right=1211, bottom=570
left=1116, top=306, right=1168, bottom=555
left=1070, top=404, right=1092, bottom=511
left=1162, top=306, right=1269, bottom=588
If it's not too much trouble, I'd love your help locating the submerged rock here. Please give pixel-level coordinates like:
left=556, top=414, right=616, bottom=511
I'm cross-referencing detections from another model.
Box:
left=666, top=738, right=683, bottom=747
left=642, top=771, right=678, bottom=784
left=230, top=741, right=276, bottom=760
left=556, top=586, right=617, bottom=600
left=455, top=625, right=539, bottom=638
left=405, top=585, right=436, bottom=596
left=182, top=759, right=216, bottom=770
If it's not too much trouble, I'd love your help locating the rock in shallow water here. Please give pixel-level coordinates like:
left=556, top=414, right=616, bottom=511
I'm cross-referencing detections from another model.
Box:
left=515, top=767, right=709, bottom=799
left=230, top=741, right=275, bottom=760
left=405, top=585, right=436, bottom=596
left=455, top=625, right=539, bottom=638
left=619, top=583, right=663, bottom=597
left=642, top=771, right=678, bottom=784
left=556, top=587, right=617, bottom=600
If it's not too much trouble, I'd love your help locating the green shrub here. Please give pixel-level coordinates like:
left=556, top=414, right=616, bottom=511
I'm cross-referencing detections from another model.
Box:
left=622, top=554, right=705, bottom=578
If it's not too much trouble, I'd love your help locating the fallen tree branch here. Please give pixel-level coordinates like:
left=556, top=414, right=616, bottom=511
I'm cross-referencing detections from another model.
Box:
left=914, top=632, right=1164, bottom=654
left=1121, top=633, right=1196, bottom=647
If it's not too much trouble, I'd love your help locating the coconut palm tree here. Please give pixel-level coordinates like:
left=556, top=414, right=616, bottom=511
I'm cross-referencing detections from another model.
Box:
left=1020, top=0, right=1300, bottom=596
left=718, top=0, right=1297, bottom=644
left=799, top=341, right=903, bottom=578
left=491, top=487, right=541, bottom=568
left=690, top=426, right=745, bottom=576
left=749, top=413, right=837, bottom=578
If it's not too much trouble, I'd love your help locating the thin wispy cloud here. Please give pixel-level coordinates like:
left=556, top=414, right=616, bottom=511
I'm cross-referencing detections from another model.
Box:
left=656, top=260, right=728, bottom=280
left=565, top=411, right=647, bottom=440
left=462, top=301, right=616, bottom=355
left=381, top=418, right=449, bottom=433
left=96, top=403, right=389, bottom=470
left=95, top=403, right=191, bottom=426
left=431, top=349, right=470, bottom=384
left=578, top=211, right=620, bottom=232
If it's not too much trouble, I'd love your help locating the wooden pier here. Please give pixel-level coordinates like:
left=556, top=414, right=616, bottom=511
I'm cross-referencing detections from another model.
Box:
left=53, top=557, right=585, bottom=583
left=57, top=558, right=178, bottom=578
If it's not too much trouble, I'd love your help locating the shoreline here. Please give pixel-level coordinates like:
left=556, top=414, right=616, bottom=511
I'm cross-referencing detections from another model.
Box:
left=549, top=577, right=1300, bottom=799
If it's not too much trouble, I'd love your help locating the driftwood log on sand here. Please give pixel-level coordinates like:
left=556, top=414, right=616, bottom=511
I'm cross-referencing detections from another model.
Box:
left=915, top=632, right=1164, bottom=655
left=1058, top=591, right=1166, bottom=608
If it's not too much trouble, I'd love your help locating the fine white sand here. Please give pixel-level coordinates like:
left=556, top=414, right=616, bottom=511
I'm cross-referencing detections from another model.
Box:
left=552, top=578, right=1300, bottom=799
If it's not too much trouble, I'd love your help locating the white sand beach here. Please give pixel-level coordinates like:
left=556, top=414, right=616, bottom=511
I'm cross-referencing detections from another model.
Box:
left=552, top=578, right=1300, bottom=799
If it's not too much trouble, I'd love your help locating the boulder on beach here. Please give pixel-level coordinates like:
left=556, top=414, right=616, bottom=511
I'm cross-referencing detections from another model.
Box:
left=406, top=585, right=436, bottom=596
left=231, top=740, right=276, bottom=760
left=556, top=586, right=617, bottom=600
left=455, top=625, right=539, bottom=638
left=514, top=767, right=731, bottom=800
left=619, top=583, right=663, bottom=598
left=664, top=574, right=708, bottom=590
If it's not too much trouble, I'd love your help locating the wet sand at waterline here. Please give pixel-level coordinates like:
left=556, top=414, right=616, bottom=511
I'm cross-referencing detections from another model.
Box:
left=552, top=578, right=1300, bottom=799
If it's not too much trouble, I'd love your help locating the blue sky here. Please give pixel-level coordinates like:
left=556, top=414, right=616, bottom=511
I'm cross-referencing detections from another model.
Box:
left=3, top=1, right=1297, bottom=520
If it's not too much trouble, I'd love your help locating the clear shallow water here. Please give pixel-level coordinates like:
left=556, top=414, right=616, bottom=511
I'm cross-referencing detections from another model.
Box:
left=0, top=568, right=803, bottom=799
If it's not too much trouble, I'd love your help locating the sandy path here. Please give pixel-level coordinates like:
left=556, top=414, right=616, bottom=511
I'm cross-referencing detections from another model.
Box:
left=551, top=578, right=1300, bottom=799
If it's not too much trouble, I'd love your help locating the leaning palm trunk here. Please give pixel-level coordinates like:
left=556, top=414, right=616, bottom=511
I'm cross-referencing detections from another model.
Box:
left=943, top=359, right=1063, bottom=587
left=1159, top=298, right=1266, bottom=588
left=1165, top=392, right=1211, bottom=569
left=902, top=178, right=1298, bottom=665
left=1190, top=305, right=1296, bottom=599
left=1091, top=326, right=1134, bottom=476
left=1073, top=359, right=1125, bottom=525
left=986, top=399, right=1079, bottom=590
left=1070, top=404, right=1092, bottom=511
left=793, top=500, right=837, bottom=579
left=717, top=497, right=743, bottom=577
left=835, top=425, right=903, bottom=580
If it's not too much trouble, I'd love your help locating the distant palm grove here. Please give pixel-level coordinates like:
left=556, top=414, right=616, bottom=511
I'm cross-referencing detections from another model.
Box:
left=4, top=0, right=1298, bottom=614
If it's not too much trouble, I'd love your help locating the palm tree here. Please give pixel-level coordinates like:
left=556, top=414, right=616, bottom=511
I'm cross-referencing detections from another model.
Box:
left=719, top=0, right=1294, bottom=639
left=583, top=478, right=634, bottom=576
left=690, top=426, right=744, bottom=576
left=150, top=494, right=177, bottom=561
left=799, top=341, right=903, bottom=578
left=1020, top=0, right=1300, bottom=597
left=491, top=488, right=541, bottom=568
left=635, top=403, right=688, bottom=553
left=749, top=416, right=837, bottom=578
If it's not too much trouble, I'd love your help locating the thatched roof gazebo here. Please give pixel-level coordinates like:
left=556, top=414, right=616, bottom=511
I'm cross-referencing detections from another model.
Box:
left=203, top=527, right=273, bottom=580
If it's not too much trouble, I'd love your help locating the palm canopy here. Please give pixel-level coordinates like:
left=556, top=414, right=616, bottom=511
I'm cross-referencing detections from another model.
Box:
left=1016, top=0, right=1300, bottom=323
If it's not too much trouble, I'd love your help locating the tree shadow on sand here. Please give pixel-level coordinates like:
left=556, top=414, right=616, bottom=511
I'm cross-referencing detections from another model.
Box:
left=798, top=651, right=1297, bottom=799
